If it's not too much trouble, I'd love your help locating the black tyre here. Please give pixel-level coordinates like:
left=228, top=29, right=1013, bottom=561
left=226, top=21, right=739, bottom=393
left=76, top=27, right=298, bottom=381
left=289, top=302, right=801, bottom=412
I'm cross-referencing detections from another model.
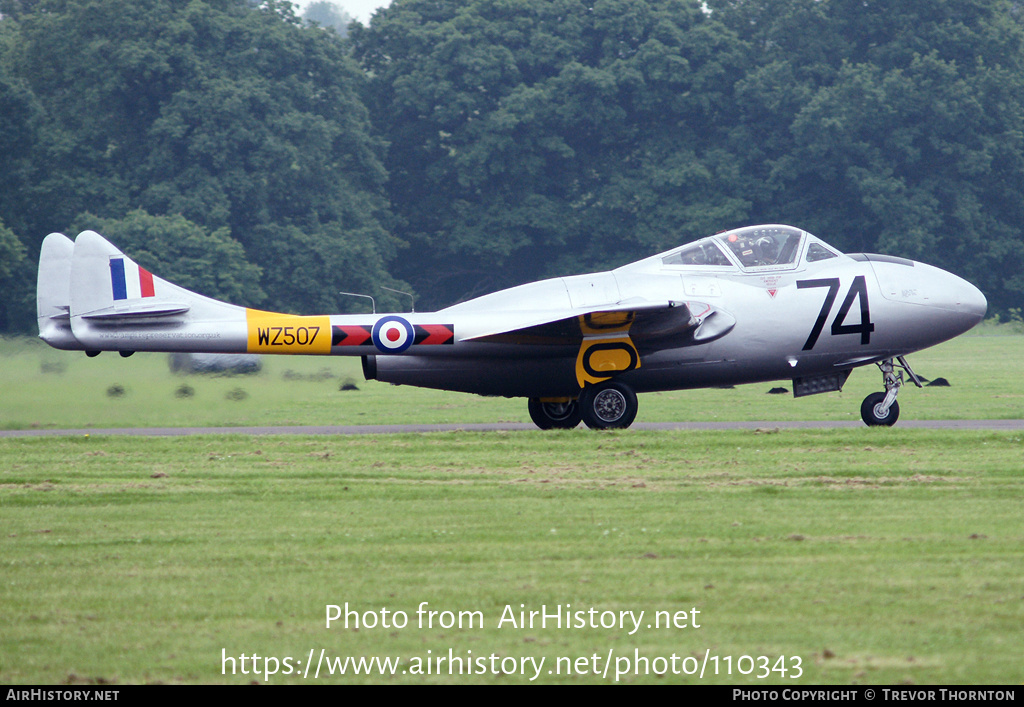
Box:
left=579, top=381, right=638, bottom=430
left=528, top=398, right=582, bottom=430
left=861, top=391, right=899, bottom=427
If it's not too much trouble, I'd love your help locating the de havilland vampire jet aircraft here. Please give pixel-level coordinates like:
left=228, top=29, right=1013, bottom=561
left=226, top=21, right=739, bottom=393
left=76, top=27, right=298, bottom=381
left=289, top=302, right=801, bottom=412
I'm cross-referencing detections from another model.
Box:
left=37, top=225, right=987, bottom=429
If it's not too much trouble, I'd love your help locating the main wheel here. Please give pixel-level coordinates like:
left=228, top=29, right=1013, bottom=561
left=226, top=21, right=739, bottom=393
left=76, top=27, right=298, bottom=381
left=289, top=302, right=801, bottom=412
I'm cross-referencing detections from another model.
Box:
left=579, top=381, right=638, bottom=430
left=528, top=398, right=582, bottom=430
left=861, top=391, right=899, bottom=427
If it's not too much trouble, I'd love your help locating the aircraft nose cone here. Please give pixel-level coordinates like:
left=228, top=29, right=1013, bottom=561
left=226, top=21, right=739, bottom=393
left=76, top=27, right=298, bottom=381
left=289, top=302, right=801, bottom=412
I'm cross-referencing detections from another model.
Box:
left=958, top=279, right=988, bottom=324
left=936, top=269, right=987, bottom=322
left=927, top=267, right=987, bottom=337
left=872, top=259, right=988, bottom=343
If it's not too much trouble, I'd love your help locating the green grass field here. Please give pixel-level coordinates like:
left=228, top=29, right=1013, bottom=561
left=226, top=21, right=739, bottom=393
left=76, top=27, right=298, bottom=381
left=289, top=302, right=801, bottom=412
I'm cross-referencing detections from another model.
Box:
left=2, top=325, right=1023, bottom=429
left=1, top=331, right=1022, bottom=684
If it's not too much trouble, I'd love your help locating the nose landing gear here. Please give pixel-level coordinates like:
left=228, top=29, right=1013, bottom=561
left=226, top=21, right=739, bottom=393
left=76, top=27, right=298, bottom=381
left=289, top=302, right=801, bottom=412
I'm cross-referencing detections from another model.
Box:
left=861, top=356, right=923, bottom=426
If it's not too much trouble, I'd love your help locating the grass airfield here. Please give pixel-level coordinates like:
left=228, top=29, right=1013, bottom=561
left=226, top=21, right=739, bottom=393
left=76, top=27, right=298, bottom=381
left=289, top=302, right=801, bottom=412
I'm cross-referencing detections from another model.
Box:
left=1, top=329, right=1022, bottom=684
left=3, top=324, right=1024, bottom=429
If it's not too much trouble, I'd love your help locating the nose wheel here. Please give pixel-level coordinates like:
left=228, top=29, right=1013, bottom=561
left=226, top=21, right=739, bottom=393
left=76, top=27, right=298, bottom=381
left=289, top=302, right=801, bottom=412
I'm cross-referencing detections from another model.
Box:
left=861, top=391, right=900, bottom=426
left=861, top=357, right=922, bottom=427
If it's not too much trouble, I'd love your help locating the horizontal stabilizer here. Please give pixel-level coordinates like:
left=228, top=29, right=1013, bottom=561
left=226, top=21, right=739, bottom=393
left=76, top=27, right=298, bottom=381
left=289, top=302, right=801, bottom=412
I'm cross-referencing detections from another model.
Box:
left=81, top=303, right=192, bottom=320
left=47, top=305, right=70, bottom=321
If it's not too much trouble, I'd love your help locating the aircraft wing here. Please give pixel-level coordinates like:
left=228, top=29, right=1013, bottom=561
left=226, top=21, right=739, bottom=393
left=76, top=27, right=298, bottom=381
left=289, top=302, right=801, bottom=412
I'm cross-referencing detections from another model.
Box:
left=463, top=299, right=735, bottom=388
left=463, top=300, right=734, bottom=347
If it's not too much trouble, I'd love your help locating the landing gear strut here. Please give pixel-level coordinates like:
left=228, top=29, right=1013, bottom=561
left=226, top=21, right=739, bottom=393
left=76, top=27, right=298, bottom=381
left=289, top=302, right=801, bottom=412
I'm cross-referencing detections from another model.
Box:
left=860, top=356, right=923, bottom=427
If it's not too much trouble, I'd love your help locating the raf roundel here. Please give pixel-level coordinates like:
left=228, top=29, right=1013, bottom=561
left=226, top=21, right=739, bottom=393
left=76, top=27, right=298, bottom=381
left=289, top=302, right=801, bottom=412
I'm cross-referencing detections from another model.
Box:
left=371, top=316, right=415, bottom=354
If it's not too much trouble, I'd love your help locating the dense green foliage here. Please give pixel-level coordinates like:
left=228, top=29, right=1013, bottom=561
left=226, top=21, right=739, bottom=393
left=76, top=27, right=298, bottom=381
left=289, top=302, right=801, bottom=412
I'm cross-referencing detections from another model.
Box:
left=0, top=218, right=31, bottom=331
left=1, top=0, right=1023, bottom=328
left=354, top=0, right=1024, bottom=309
left=707, top=0, right=1024, bottom=316
left=352, top=0, right=752, bottom=304
left=302, top=0, right=354, bottom=35
left=0, top=0, right=398, bottom=321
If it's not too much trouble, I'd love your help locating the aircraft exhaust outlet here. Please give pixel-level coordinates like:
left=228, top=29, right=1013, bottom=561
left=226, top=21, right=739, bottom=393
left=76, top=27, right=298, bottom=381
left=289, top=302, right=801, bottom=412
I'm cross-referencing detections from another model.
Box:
left=361, top=355, right=377, bottom=381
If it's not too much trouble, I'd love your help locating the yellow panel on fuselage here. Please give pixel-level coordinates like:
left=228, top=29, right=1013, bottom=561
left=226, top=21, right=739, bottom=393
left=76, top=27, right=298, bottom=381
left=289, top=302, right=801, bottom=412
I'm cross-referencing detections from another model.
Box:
left=246, top=309, right=331, bottom=354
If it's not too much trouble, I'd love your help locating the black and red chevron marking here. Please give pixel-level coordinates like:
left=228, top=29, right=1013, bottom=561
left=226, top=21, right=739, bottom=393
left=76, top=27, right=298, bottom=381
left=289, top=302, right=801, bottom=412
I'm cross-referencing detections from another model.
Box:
left=332, top=324, right=454, bottom=347
left=332, top=325, right=371, bottom=346
left=414, top=324, right=455, bottom=345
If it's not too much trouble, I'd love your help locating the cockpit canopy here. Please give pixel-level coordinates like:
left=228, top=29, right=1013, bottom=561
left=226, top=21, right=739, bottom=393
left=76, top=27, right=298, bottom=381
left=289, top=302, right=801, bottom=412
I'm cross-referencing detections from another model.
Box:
left=660, top=225, right=839, bottom=271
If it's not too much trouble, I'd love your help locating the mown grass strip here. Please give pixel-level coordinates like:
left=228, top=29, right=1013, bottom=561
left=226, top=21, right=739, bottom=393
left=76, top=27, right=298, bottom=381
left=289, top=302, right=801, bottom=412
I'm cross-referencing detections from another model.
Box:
left=1, top=429, right=1021, bottom=684
left=3, top=330, right=1023, bottom=430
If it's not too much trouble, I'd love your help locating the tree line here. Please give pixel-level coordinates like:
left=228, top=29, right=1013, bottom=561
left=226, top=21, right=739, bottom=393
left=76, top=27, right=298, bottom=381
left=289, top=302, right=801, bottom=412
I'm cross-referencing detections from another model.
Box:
left=2, top=0, right=1022, bottom=332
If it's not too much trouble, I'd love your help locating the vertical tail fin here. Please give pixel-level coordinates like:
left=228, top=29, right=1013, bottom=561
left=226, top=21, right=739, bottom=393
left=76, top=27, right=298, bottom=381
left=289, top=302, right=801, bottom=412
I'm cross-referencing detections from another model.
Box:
left=36, top=233, right=84, bottom=350
left=68, top=230, right=194, bottom=319
left=39, top=230, right=335, bottom=356
left=66, top=230, right=251, bottom=353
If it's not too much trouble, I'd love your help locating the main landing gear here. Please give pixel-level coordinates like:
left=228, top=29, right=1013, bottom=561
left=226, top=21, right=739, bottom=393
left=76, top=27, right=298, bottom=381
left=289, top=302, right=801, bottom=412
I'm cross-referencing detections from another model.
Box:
left=860, top=356, right=923, bottom=427
left=528, top=380, right=640, bottom=430
left=527, top=398, right=582, bottom=430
